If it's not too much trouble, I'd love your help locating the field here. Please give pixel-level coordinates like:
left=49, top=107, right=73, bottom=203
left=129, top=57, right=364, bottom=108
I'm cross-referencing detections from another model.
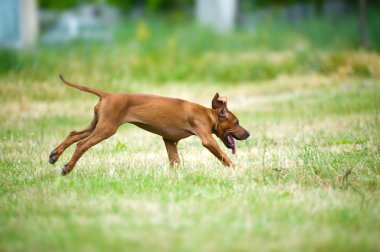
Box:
left=1, top=15, right=380, bottom=251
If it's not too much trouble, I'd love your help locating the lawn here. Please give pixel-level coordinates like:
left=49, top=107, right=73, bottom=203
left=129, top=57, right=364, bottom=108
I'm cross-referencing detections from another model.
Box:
left=0, top=15, right=380, bottom=252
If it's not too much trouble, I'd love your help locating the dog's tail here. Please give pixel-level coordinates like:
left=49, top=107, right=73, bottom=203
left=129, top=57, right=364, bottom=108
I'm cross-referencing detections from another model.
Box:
left=59, top=75, right=109, bottom=98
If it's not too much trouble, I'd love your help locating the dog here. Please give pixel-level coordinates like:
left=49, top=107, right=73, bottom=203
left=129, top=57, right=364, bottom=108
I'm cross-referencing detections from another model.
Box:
left=49, top=75, right=250, bottom=175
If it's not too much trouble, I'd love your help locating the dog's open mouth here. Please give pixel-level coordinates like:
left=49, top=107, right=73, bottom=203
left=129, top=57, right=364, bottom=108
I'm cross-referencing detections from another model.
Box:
left=226, top=134, right=236, bottom=155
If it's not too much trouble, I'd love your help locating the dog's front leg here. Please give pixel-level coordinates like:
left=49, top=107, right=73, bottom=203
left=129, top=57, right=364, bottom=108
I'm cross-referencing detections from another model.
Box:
left=199, top=134, right=236, bottom=168
left=163, top=139, right=180, bottom=166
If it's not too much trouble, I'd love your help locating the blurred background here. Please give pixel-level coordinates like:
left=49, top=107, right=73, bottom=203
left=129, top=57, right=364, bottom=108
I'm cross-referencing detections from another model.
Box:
left=0, top=0, right=379, bottom=98
left=1, top=2, right=380, bottom=251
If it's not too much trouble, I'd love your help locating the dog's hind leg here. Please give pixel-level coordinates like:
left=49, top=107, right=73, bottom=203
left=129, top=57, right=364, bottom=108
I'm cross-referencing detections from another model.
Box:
left=60, top=118, right=119, bottom=175
left=49, top=103, right=100, bottom=165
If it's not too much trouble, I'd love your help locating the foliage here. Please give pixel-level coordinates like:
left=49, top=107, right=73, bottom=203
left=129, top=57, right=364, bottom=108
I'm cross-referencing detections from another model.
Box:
left=0, top=11, right=379, bottom=252
left=0, top=12, right=379, bottom=99
left=38, top=0, right=194, bottom=11
left=38, top=0, right=78, bottom=10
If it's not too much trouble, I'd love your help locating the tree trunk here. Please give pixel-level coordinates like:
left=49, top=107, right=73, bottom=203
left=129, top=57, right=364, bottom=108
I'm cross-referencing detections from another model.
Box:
left=358, top=0, right=367, bottom=49
left=315, top=0, right=323, bottom=16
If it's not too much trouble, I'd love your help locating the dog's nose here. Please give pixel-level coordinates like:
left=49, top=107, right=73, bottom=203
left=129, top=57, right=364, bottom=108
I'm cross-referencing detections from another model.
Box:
left=245, top=132, right=250, bottom=139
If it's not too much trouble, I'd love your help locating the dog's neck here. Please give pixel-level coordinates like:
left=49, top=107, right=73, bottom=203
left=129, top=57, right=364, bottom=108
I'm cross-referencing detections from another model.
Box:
left=209, top=108, right=223, bottom=137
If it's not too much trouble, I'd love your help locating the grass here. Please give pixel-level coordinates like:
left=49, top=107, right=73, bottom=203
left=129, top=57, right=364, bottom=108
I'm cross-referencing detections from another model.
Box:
left=1, top=14, right=380, bottom=252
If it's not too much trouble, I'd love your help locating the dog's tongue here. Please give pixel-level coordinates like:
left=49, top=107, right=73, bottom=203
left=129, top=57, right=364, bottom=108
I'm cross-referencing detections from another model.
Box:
left=228, top=135, right=236, bottom=155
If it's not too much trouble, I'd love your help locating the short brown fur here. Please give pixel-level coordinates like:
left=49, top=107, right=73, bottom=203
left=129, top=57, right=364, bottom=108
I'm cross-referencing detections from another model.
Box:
left=49, top=75, right=250, bottom=175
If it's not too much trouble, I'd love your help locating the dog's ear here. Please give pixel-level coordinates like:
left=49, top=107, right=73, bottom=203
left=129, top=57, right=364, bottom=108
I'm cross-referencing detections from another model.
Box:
left=212, top=93, right=229, bottom=119
left=218, top=107, right=228, bottom=119
left=212, top=93, right=227, bottom=109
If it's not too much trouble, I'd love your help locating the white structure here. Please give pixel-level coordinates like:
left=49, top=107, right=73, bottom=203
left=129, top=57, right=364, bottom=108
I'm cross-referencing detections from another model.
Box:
left=42, top=4, right=118, bottom=43
left=0, top=0, right=38, bottom=47
left=196, top=0, right=237, bottom=33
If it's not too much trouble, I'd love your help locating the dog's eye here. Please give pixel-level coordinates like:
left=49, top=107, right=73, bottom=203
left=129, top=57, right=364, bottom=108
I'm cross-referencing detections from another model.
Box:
left=234, top=120, right=239, bottom=126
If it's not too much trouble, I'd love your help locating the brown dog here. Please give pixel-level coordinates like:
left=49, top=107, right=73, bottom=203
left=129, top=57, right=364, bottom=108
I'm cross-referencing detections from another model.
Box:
left=49, top=75, right=250, bottom=175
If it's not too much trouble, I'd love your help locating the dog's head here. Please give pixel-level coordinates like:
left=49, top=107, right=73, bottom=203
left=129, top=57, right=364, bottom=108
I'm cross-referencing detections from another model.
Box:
left=211, top=93, right=250, bottom=155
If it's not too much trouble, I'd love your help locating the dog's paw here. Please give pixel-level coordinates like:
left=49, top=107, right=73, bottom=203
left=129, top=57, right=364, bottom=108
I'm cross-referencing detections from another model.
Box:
left=61, top=163, right=69, bottom=176
left=49, top=150, right=58, bottom=164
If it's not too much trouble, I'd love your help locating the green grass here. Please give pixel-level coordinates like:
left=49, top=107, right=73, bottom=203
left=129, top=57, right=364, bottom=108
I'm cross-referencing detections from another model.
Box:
left=1, top=15, right=380, bottom=252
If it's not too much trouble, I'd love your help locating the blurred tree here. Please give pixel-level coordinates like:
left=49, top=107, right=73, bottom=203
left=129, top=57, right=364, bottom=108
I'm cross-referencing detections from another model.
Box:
left=314, top=0, right=323, bottom=15
left=38, top=0, right=380, bottom=11
left=38, top=0, right=194, bottom=11
left=358, top=0, right=367, bottom=48
left=38, top=0, right=78, bottom=10
left=107, top=0, right=134, bottom=11
left=146, top=0, right=193, bottom=11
